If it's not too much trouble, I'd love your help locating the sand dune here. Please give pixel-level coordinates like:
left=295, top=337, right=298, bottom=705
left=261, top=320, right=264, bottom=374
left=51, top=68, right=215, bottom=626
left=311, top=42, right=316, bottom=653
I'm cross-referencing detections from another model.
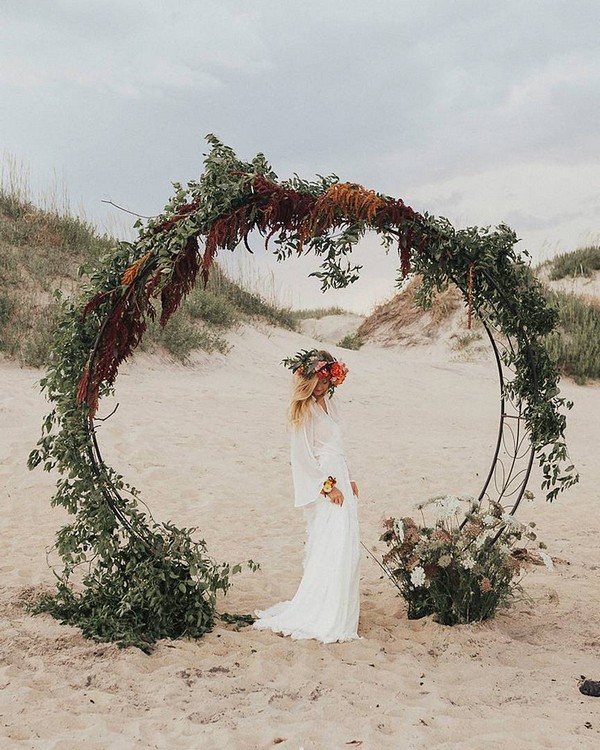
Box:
left=541, top=268, right=600, bottom=301
left=298, top=313, right=364, bottom=346
left=1, top=323, right=599, bottom=749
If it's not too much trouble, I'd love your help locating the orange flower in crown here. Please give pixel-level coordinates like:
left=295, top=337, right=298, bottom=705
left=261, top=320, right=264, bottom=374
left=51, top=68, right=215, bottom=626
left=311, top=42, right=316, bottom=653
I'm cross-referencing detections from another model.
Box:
left=329, top=361, right=348, bottom=386
left=282, top=349, right=349, bottom=396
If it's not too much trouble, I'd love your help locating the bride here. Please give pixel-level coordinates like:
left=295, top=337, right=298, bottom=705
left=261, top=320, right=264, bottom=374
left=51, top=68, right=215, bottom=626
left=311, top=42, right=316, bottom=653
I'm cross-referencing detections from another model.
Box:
left=253, top=349, right=361, bottom=643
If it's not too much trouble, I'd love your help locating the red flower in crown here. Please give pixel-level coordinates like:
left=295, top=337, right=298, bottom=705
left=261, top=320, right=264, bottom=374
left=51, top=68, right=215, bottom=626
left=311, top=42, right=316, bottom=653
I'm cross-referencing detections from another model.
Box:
left=329, top=361, right=348, bottom=385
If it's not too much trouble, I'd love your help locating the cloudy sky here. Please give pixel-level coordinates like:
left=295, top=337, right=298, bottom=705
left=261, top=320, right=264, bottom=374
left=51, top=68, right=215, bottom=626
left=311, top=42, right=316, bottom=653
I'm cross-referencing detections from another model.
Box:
left=1, top=0, right=598, bottom=312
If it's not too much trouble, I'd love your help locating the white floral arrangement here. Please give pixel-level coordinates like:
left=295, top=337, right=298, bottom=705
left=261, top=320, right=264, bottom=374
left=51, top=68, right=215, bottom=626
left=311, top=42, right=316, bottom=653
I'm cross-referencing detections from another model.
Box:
left=380, top=495, right=552, bottom=624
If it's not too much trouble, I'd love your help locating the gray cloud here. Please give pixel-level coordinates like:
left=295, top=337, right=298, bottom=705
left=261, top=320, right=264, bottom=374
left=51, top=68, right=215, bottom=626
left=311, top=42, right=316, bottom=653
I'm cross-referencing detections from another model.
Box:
left=1, top=0, right=598, bottom=311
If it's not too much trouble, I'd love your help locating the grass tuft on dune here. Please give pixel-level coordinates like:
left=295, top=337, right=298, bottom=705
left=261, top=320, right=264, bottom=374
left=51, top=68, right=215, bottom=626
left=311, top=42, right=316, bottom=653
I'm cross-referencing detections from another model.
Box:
left=0, top=187, right=296, bottom=367
left=543, top=245, right=600, bottom=280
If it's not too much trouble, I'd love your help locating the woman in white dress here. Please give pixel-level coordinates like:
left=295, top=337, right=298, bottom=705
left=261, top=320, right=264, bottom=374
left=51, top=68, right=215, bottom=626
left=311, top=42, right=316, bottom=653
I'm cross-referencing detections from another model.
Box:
left=253, top=349, right=361, bottom=643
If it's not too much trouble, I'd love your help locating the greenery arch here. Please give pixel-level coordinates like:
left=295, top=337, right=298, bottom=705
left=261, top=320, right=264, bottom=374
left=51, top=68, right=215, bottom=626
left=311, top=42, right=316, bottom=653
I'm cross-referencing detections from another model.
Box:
left=28, top=135, right=577, bottom=650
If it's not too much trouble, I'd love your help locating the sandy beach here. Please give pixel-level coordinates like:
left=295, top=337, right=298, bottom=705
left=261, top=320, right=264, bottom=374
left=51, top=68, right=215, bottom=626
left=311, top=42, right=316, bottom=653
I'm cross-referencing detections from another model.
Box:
left=1, top=322, right=599, bottom=749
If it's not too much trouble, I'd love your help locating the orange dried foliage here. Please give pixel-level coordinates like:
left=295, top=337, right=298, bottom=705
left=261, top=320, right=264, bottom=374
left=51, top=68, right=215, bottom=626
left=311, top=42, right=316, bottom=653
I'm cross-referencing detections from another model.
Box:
left=76, top=364, right=90, bottom=407
left=121, top=251, right=152, bottom=286
left=313, top=182, right=387, bottom=227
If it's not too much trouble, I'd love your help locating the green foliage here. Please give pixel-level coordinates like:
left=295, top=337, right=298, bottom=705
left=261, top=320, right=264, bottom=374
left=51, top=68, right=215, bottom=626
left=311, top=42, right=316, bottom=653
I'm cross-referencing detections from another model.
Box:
left=337, top=331, right=363, bottom=350
left=380, top=496, right=550, bottom=624
left=33, top=529, right=257, bottom=652
left=27, top=241, right=257, bottom=651
left=546, top=245, right=600, bottom=280
left=409, top=219, right=577, bottom=501
left=544, top=290, right=600, bottom=383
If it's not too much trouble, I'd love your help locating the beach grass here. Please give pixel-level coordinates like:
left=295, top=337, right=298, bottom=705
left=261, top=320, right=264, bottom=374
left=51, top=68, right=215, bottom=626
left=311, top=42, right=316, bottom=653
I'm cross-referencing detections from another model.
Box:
left=544, top=245, right=600, bottom=280
left=0, top=179, right=296, bottom=366
left=545, top=289, right=600, bottom=383
left=337, top=331, right=364, bottom=350
left=290, top=306, right=350, bottom=320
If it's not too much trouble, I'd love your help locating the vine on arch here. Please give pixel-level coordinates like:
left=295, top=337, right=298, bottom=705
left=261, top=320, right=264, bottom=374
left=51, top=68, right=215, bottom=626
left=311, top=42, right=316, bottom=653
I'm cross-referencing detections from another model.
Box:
left=28, top=135, right=577, bottom=649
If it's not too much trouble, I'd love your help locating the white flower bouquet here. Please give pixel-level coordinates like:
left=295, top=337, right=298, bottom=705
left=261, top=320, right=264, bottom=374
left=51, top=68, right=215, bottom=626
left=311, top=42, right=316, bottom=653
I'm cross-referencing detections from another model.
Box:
left=380, top=495, right=551, bottom=624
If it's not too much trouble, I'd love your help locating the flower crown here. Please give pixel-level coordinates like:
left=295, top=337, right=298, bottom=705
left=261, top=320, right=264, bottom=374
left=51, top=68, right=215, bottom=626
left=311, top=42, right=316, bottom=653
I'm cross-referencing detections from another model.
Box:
left=282, top=349, right=349, bottom=393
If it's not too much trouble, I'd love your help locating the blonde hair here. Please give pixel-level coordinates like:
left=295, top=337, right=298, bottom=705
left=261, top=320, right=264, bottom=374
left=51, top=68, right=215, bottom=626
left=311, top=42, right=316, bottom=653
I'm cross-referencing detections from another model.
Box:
left=288, top=372, right=319, bottom=428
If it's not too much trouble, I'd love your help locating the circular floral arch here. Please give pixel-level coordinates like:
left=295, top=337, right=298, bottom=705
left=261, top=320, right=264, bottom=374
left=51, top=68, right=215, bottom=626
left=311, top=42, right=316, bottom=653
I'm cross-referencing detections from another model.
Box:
left=29, top=136, right=577, bottom=650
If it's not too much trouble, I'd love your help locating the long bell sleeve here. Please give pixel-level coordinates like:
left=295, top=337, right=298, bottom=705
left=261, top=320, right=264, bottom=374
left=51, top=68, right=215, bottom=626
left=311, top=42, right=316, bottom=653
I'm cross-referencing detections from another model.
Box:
left=325, top=396, right=354, bottom=482
left=289, top=417, right=330, bottom=508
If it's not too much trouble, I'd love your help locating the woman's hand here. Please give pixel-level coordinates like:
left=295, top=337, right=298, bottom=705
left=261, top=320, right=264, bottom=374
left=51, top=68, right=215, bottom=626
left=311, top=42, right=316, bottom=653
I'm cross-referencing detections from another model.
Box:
left=328, top=487, right=344, bottom=506
left=350, top=481, right=359, bottom=498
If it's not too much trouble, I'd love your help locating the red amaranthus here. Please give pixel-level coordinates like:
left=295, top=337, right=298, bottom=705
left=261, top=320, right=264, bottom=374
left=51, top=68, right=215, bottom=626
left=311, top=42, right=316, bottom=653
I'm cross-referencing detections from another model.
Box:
left=76, top=173, right=426, bottom=416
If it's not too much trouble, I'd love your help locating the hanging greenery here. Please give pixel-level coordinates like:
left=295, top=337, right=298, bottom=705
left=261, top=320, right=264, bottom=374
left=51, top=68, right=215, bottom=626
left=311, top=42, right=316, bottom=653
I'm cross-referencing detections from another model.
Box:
left=28, top=135, right=577, bottom=650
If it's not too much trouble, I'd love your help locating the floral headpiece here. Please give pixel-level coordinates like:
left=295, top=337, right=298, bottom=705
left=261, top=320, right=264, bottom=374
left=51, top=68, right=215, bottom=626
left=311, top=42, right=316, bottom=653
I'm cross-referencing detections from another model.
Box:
left=282, top=349, right=349, bottom=395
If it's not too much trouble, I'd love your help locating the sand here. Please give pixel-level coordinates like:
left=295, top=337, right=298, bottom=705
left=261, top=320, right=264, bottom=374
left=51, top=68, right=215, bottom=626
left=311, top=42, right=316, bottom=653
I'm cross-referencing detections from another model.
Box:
left=544, top=270, right=600, bottom=301
left=1, top=322, right=599, bottom=749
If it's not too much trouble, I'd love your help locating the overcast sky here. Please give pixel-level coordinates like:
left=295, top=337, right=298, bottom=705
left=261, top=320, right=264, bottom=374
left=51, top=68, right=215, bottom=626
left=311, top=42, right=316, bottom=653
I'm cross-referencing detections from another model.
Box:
left=1, top=0, right=598, bottom=312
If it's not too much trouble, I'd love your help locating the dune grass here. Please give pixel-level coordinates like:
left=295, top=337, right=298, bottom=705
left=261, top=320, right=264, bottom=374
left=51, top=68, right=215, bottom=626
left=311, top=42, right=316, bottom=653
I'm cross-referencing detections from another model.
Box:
left=143, top=266, right=297, bottom=361
left=0, top=183, right=296, bottom=367
left=0, top=186, right=115, bottom=366
left=201, top=265, right=297, bottom=330
left=337, top=331, right=364, bottom=350
left=358, top=276, right=462, bottom=342
left=290, top=306, right=350, bottom=320
left=545, top=245, right=600, bottom=280
left=545, top=290, right=600, bottom=383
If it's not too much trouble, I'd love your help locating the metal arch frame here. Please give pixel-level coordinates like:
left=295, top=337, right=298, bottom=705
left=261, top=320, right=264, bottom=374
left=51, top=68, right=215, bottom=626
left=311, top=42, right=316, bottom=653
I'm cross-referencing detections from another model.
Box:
left=446, top=265, right=538, bottom=517
left=80, top=235, right=542, bottom=547
left=476, top=316, right=536, bottom=514
left=381, top=220, right=541, bottom=517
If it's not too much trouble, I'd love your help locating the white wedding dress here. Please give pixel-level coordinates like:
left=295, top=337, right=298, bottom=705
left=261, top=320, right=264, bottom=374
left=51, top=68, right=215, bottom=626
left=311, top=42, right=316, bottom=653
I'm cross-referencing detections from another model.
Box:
left=253, top=395, right=361, bottom=643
